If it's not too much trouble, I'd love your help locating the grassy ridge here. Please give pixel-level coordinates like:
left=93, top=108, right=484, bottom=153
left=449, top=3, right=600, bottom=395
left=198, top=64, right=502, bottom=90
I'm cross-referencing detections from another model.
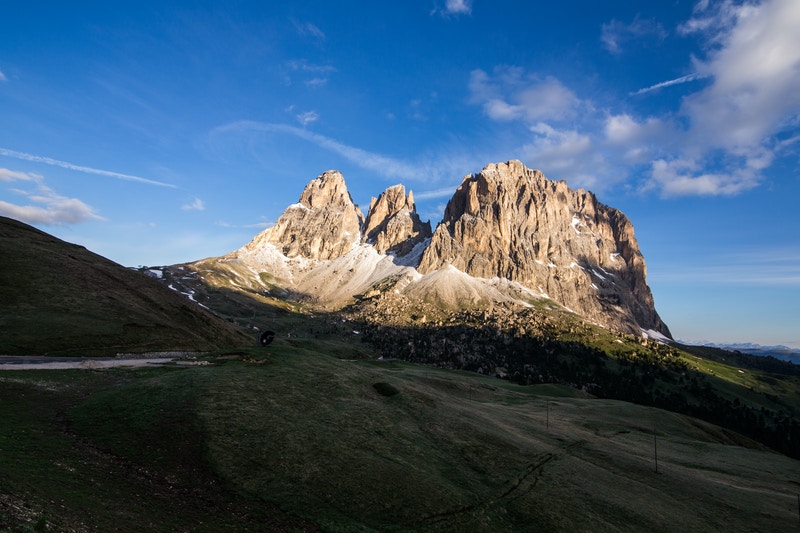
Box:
left=0, top=217, right=250, bottom=356
left=3, top=332, right=798, bottom=531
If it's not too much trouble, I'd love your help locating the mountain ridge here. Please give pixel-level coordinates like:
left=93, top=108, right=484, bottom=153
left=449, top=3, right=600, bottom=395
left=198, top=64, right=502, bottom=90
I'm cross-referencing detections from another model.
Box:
left=214, top=161, right=669, bottom=339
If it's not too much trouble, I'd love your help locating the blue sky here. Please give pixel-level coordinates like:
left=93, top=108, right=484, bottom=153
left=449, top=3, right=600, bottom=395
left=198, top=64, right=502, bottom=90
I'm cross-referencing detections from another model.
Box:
left=1, top=0, right=799, bottom=348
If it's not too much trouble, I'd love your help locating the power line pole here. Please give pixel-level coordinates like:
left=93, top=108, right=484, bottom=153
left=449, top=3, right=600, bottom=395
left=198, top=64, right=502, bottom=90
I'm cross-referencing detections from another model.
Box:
left=653, top=423, right=659, bottom=474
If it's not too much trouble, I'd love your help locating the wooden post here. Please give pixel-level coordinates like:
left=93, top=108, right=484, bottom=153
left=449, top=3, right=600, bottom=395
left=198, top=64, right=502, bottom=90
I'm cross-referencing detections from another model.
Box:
left=546, top=401, right=550, bottom=429
left=653, top=424, right=659, bottom=474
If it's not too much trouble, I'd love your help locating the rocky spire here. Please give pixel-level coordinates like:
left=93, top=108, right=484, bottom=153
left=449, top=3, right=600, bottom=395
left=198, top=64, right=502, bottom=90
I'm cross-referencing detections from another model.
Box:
left=243, top=170, right=364, bottom=261
left=362, top=184, right=432, bottom=256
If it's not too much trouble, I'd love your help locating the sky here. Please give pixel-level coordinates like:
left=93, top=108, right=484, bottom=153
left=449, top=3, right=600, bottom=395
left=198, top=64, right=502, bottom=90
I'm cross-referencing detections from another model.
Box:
left=1, top=0, right=799, bottom=348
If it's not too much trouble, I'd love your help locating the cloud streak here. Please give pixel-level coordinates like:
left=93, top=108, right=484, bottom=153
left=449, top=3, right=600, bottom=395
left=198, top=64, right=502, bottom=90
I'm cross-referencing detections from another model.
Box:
left=217, top=120, right=425, bottom=181
left=631, top=73, right=707, bottom=95
left=0, top=148, right=176, bottom=188
left=650, top=247, right=800, bottom=286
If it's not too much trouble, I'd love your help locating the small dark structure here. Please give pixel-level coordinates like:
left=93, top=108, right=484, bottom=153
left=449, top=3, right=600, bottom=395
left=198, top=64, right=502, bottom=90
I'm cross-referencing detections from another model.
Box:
left=259, top=330, right=276, bottom=347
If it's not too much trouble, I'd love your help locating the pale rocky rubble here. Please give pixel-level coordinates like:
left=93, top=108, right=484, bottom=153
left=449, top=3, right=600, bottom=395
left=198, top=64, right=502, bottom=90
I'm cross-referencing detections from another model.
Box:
left=195, top=161, right=671, bottom=338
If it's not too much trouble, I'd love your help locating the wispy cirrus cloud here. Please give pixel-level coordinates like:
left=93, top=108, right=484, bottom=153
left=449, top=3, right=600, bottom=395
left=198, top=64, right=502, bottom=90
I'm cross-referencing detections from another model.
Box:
left=650, top=246, right=800, bottom=286
left=290, top=19, right=325, bottom=40
left=601, top=15, right=667, bottom=54
left=0, top=168, right=103, bottom=225
left=214, top=120, right=486, bottom=189
left=631, top=73, right=707, bottom=95
left=0, top=148, right=176, bottom=188
left=216, top=120, right=423, bottom=181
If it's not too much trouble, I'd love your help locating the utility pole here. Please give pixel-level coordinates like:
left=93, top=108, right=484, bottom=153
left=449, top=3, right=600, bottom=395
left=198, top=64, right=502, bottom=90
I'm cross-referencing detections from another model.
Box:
left=546, top=400, right=550, bottom=429
left=653, top=423, right=659, bottom=474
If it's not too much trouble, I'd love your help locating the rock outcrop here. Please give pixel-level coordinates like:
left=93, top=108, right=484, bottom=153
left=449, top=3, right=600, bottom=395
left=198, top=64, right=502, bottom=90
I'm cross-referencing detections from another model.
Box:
left=417, top=161, right=670, bottom=336
left=362, top=184, right=432, bottom=256
left=243, top=170, right=364, bottom=261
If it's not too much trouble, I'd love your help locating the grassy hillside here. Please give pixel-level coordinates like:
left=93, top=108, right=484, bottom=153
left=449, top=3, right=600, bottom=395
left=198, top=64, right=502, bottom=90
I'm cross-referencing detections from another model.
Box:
left=1, top=333, right=799, bottom=531
left=0, top=216, right=250, bottom=356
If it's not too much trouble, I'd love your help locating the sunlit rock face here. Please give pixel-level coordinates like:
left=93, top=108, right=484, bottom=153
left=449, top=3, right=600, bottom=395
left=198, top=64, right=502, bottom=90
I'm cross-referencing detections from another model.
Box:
left=243, top=170, right=364, bottom=261
left=237, top=161, right=670, bottom=337
left=417, top=160, right=670, bottom=336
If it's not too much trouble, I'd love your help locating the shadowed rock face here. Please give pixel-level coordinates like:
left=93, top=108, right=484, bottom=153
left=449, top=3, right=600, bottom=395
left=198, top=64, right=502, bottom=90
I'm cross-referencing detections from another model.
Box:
left=238, top=161, right=670, bottom=337
left=362, top=184, right=432, bottom=256
left=417, top=161, right=670, bottom=336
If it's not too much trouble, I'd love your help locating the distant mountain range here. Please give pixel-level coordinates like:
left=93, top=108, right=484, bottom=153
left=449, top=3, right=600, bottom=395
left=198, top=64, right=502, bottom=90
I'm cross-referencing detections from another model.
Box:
left=697, top=342, right=800, bottom=364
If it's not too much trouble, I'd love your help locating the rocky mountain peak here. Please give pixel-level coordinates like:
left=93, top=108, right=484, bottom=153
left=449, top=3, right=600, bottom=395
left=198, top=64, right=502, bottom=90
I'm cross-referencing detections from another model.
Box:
left=298, top=170, right=352, bottom=209
left=242, top=170, right=364, bottom=261
left=418, top=160, right=670, bottom=337
left=363, top=184, right=432, bottom=256
left=235, top=162, right=669, bottom=338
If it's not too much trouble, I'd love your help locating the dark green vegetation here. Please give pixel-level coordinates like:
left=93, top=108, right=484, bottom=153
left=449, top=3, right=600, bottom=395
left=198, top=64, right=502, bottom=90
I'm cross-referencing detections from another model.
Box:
left=2, top=339, right=800, bottom=532
left=343, top=301, right=800, bottom=460
left=0, top=217, right=249, bottom=356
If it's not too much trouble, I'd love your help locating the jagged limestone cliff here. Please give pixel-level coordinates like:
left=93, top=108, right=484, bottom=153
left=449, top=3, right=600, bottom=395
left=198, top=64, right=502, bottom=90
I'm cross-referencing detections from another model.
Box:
left=417, top=161, right=669, bottom=336
left=362, top=184, right=432, bottom=255
left=243, top=170, right=364, bottom=261
left=209, top=161, right=670, bottom=338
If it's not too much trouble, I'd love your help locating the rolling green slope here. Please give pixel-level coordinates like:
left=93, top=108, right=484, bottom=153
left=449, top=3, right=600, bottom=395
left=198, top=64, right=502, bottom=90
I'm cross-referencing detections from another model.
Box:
left=0, top=216, right=250, bottom=355
left=1, top=339, right=798, bottom=531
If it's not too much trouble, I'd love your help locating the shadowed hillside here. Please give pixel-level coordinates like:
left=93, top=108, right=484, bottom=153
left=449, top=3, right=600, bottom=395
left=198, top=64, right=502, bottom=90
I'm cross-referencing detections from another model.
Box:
left=1, top=338, right=799, bottom=531
left=0, top=216, right=250, bottom=356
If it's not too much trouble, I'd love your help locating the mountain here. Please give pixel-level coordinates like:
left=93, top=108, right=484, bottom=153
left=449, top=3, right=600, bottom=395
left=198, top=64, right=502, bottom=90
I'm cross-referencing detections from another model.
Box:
left=0, top=216, right=250, bottom=356
left=185, top=161, right=669, bottom=339
left=418, top=161, right=669, bottom=336
left=701, top=342, right=800, bottom=365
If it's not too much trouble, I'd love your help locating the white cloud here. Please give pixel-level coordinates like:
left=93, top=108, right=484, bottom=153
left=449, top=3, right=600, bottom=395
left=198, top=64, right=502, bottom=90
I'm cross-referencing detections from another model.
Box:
left=680, top=0, right=800, bottom=156
left=0, top=70, right=7, bottom=82
left=636, top=0, right=800, bottom=196
left=469, top=68, right=582, bottom=123
left=296, top=110, right=319, bottom=126
left=522, top=123, right=602, bottom=187
left=0, top=168, right=103, bottom=225
left=462, top=1, right=799, bottom=199
left=0, top=148, right=176, bottom=188
left=601, top=16, right=667, bottom=54
left=647, top=158, right=760, bottom=197
left=433, top=0, right=472, bottom=16
left=182, top=197, right=205, bottom=211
